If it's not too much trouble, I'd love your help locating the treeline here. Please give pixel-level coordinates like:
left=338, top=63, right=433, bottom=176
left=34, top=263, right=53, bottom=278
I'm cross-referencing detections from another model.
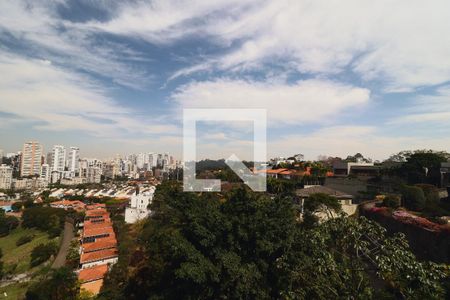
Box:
left=384, top=150, right=450, bottom=186
left=22, top=207, right=67, bottom=237
left=0, top=209, right=19, bottom=237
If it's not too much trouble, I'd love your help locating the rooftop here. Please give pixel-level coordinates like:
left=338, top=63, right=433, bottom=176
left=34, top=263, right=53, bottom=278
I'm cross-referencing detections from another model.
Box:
left=84, top=220, right=113, bottom=230
left=86, top=209, right=109, bottom=216
left=80, top=248, right=118, bottom=264
left=296, top=185, right=353, bottom=199
left=83, top=227, right=115, bottom=238
left=82, top=238, right=117, bottom=253
left=78, top=264, right=108, bottom=283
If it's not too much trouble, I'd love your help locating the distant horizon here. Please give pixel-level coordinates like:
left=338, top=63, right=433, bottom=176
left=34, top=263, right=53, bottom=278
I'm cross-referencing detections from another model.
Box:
left=1, top=140, right=449, bottom=163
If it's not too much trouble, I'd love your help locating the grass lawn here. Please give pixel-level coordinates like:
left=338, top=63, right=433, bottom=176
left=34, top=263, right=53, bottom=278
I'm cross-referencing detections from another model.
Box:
left=0, top=281, right=29, bottom=300
left=0, top=226, right=58, bottom=274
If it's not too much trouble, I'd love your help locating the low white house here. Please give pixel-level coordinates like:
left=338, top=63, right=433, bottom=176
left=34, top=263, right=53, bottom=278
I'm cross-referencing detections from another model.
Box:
left=125, top=186, right=155, bottom=223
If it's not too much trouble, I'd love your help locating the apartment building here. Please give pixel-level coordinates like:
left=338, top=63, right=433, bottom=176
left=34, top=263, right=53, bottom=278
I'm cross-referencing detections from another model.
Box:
left=0, top=164, right=13, bottom=190
left=20, top=141, right=43, bottom=177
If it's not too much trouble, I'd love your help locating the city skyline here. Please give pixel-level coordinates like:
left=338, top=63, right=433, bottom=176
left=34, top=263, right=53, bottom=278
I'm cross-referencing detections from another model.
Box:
left=1, top=1, right=450, bottom=161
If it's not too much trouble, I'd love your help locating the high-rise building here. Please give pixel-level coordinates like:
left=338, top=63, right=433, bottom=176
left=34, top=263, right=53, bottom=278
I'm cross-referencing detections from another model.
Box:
left=86, top=166, right=101, bottom=183
left=40, top=164, right=50, bottom=181
left=20, top=141, right=43, bottom=177
left=51, top=145, right=66, bottom=172
left=0, top=164, right=13, bottom=189
left=67, top=147, right=80, bottom=174
left=148, top=153, right=157, bottom=168
left=136, top=153, right=146, bottom=169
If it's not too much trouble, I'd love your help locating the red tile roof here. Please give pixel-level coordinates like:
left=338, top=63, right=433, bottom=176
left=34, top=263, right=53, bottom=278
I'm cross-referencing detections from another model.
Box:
left=84, top=220, right=113, bottom=230
left=86, top=203, right=106, bottom=210
left=80, top=248, right=118, bottom=264
left=86, top=209, right=108, bottom=216
left=83, top=227, right=115, bottom=238
left=82, top=238, right=117, bottom=253
left=78, top=264, right=108, bottom=282
left=50, top=200, right=86, bottom=211
left=80, top=279, right=104, bottom=295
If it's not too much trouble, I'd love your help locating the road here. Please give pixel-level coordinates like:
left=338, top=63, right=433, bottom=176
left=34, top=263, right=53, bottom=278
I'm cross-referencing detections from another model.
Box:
left=51, top=221, right=74, bottom=269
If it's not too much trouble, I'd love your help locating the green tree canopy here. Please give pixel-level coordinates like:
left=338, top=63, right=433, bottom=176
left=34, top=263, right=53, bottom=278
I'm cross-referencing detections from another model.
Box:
left=116, top=181, right=446, bottom=299
left=401, top=185, right=427, bottom=211
left=26, top=267, right=78, bottom=300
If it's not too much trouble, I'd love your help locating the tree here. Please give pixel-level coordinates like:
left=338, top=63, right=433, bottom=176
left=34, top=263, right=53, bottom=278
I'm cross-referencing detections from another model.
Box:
left=279, top=217, right=446, bottom=299
left=11, top=201, right=23, bottom=212
left=381, top=194, right=401, bottom=209
left=123, top=182, right=297, bottom=299
left=387, top=150, right=449, bottom=186
left=30, top=242, right=58, bottom=267
left=65, top=240, right=81, bottom=269
left=16, top=234, right=34, bottom=246
left=401, top=185, right=426, bottom=211
left=0, top=209, right=19, bottom=236
left=116, top=182, right=446, bottom=299
left=266, top=177, right=296, bottom=195
left=26, top=267, right=78, bottom=300
left=302, top=193, right=342, bottom=226
left=41, top=190, right=51, bottom=204
left=345, top=153, right=372, bottom=163
left=22, top=206, right=66, bottom=234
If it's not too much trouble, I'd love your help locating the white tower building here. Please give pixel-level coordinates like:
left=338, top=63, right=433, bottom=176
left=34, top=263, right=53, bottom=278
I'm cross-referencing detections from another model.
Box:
left=51, top=145, right=66, bottom=172
left=125, top=186, right=155, bottom=223
left=67, top=147, right=80, bottom=175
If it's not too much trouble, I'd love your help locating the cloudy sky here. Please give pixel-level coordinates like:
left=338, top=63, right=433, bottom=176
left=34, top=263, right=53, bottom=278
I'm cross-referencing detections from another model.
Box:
left=1, top=0, right=450, bottom=161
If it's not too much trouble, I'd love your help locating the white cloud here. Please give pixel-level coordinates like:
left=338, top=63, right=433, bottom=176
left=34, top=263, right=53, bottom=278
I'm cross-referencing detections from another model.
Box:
left=171, top=78, right=370, bottom=125
left=92, top=0, right=450, bottom=91
left=0, top=52, right=177, bottom=138
left=0, top=0, right=152, bottom=89
left=391, top=85, right=450, bottom=125
left=83, top=0, right=256, bottom=44
left=270, top=126, right=450, bottom=161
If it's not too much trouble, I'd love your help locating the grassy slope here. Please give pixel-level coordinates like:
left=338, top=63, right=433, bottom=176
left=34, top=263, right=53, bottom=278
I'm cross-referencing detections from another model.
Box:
left=0, top=281, right=29, bottom=300
left=0, top=226, right=57, bottom=274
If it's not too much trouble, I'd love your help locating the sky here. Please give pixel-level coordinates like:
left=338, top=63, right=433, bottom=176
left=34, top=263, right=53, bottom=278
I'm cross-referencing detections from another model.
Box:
left=1, top=0, right=450, bottom=161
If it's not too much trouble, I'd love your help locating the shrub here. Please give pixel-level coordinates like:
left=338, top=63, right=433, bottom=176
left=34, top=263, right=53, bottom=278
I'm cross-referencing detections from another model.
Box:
left=382, top=194, right=401, bottom=209
left=0, top=214, right=19, bottom=237
left=16, top=234, right=34, bottom=246
left=25, top=267, right=78, bottom=299
left=11, top=202, right=23, bottom=212
left=401, top=185, right=426, bottom=211
left=30, top=242, right=58, bottom=267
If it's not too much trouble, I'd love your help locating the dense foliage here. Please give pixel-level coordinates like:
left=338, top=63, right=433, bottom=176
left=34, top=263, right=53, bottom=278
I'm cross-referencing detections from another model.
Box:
left=30, top=242, right=58, bottom=267
left=26, top=267, right=78, bottom=300
left=16, top=234, right=34, bottom=246
left=22, top=206, right=67, bottom=237
left=386, top=150, right=449, bottom=186
left=65, top=240, right=81, bottom=269
left=0, top=208, right=19, bottom=236
left=401, top=185, right=427, bottom=211
left=106, top=181, right=447, bottom=299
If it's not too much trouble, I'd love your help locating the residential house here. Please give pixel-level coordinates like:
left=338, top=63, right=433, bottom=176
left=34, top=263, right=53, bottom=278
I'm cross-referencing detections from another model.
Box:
left=296, top=185, right=358, bottom=218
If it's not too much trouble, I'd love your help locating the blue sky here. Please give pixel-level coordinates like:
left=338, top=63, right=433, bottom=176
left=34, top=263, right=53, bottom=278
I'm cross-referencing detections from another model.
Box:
left=1, top=0, right=450, bottom=161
